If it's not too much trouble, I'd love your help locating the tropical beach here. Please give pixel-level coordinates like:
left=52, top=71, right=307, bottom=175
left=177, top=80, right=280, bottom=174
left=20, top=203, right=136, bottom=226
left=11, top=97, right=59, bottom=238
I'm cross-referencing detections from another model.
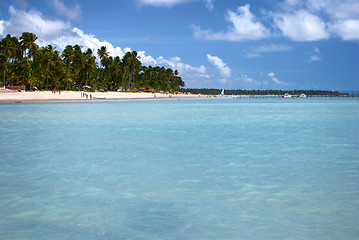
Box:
left=1, top=0, right=359, bottom=239
left=0, top=89, right=202, bottom=102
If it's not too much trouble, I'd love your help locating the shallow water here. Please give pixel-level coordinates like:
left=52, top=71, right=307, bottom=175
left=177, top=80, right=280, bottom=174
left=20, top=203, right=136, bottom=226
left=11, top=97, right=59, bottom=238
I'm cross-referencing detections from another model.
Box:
left=1, top=98, right=359, bottom=239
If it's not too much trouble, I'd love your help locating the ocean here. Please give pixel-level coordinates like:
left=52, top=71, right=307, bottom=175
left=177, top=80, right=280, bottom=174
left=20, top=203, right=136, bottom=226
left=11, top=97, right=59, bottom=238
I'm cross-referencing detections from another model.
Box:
left=1, top=97, right=358, bottom=239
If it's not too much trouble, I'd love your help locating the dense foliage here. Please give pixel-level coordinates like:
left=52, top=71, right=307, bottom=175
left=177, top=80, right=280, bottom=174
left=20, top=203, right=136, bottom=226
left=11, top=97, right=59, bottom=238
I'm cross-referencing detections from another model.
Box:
left=0, top=32, right=185, bottom=92
left=181, top=88, right=349, bottom=96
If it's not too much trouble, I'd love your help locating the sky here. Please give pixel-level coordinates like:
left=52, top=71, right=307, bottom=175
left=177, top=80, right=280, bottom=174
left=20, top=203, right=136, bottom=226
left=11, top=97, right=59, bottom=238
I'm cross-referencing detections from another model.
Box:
left=0, top=0, right=358, bottom=90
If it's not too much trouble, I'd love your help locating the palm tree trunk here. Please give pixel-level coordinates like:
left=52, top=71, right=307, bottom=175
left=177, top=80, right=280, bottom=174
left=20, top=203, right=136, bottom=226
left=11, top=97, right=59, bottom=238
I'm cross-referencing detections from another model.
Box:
left=3, top=69, right=6, bottom=89
left=65, top=63, right=69, bottom=90
left=121, top=69, right=127, bottom=90
left=45, top=66, right=49, bottom=90
left=41, top=76, right=45, bottom=90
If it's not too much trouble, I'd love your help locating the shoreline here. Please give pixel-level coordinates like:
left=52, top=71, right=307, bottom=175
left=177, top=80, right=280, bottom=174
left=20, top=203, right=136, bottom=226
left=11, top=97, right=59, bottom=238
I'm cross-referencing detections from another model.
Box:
left=1, top=89, right=353, bottom=103
left=0, top=90, right=206, bottom=102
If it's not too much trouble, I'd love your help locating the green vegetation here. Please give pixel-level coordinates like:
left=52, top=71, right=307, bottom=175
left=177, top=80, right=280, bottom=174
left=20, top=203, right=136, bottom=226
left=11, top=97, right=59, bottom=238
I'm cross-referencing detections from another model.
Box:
left=0, top=32, right=185, bottom=92
left=181, top=88, right=349, bottom=96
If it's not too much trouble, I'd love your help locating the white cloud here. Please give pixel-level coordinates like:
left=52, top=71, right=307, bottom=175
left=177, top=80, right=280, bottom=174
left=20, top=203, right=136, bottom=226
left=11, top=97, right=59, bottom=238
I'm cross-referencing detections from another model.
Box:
left=308, top=55, right=321, bottom=62
left=324, top=0, right=359, bottom=40
left=0, top=20, right=4, bottom=36
left=322, top=0, right=359, bottom=20
left=3, top=6, right=71, bottom=40
left=245, top=43, right=292, bottom=58
left=52, top=0, right=82, bottom=21
left=155, top=56, right=206, bottom=75
left=277, top=0, right=359, bottom=41
left=267, top=72, right=288, bottom=85
left=307, top=46, right=321, bottom=63
left=207, top=54, right=231, bottom=78
left=136, top=0, right=189, bottom=7
left=193, top=4, right=270, bottom=41
left=273, top=10, right=329, bottom=41
left=329, top=20, right=359, bottom=40
left=193, top=0, right=359, bottom=42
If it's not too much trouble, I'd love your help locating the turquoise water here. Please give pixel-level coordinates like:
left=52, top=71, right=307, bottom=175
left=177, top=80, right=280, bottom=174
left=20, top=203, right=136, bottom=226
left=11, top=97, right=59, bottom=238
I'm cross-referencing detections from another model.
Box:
left=0, top=98, right=358, bottom=239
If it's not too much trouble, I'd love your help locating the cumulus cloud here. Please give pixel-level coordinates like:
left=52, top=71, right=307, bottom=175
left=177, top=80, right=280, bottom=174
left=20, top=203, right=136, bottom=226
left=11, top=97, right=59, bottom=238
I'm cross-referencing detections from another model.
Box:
left=275, top=0, right=359, bottom=41
left=193, top=0, right=359, bottom=42
left=245, top=43, right=292, bottom=58
left=155, top=56, right=206, bottom=76
left=3, top=6, right=71, bottom=40
left=193, top=4, right=270, bottom=41
left=273, top=10, right=329, bottom=41
left=315, top=0, right=359, bottom=40
left=207, top=54, right=231, bottom=78
left=52, top=0, right=82, bottom=21
left=329, top=20, right=359, bottom=40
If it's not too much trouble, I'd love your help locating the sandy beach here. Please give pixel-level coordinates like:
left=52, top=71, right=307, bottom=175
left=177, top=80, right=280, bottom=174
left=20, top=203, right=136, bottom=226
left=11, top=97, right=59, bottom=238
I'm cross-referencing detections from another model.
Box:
left=0, top=89, right=204, bottom=102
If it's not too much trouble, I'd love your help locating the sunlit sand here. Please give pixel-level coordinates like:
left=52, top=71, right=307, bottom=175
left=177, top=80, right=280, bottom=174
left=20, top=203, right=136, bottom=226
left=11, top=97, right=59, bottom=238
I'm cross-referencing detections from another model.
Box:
left=0, top=90, right=202, bottom=102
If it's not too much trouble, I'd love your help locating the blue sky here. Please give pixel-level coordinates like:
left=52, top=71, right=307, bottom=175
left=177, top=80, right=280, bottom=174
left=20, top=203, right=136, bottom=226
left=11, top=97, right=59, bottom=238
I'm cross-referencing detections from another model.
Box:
left=1, top=0, right=358, bottom=90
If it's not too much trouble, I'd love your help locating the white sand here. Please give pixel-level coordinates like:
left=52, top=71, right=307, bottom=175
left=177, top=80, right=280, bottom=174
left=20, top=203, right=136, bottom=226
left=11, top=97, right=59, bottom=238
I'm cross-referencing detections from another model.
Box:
left=0, top=89, right=205, bottom=102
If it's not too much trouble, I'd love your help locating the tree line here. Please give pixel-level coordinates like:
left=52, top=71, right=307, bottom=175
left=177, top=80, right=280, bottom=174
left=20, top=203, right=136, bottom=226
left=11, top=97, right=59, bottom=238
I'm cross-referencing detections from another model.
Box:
left=0, top=32, right=185, bottom=92
left=181, top=88, right=349, bottom=96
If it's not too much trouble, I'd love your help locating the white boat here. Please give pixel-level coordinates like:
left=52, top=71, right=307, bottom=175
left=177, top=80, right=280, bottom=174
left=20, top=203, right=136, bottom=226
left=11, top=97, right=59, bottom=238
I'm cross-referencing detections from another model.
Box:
left=283, top=93, right=292, bottom=98
left=93, top=96, right=106, bottom=99
left=299, top=93, right=307, bottom=98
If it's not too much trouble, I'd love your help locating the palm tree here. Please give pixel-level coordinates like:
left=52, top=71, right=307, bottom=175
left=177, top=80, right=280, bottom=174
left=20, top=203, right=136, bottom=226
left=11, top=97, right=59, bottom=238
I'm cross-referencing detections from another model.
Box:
left=97, top=46, right=109, bottom=67
left=0, top=34, right=22, bottom=88
left=38, top=45, right=61, bottom=90
left=15, top=56, right=31, bottom=87
left=171, top=69, right=185, bottom=91
left=61, top=45, right=74, bottom=90
left=123, top=51, right=141, bottom=90
left=20, top=32, right=38, bottom=59
left=109, top=56, right=122, bottom=90
left=79, top=48, right=96, bottom=90
left=72, top=45, right=83, bottom=89
left=0, top=54, right=7, bottom=89
left=97, top=46, right=110, bottom=89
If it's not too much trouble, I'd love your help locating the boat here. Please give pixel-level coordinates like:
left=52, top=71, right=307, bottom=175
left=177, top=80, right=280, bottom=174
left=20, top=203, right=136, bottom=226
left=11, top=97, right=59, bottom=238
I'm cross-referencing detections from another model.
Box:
left=220, top=89, right=225, bottom=96
left=283, top=93, right=292, bottom=98
left=299, top=93, right=307, bottom=98
left=93, top=96, right=106, bottom=99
